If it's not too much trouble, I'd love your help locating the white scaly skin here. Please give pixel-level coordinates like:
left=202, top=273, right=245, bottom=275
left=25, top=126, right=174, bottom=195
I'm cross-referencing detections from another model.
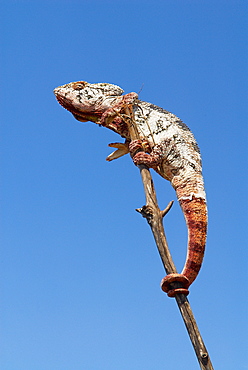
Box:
left=54, top=81, right=207, bottom=297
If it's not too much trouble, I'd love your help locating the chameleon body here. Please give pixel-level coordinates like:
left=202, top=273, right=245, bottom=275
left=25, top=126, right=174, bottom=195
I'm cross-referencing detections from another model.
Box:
left=54, top=81, right=207, bottom=297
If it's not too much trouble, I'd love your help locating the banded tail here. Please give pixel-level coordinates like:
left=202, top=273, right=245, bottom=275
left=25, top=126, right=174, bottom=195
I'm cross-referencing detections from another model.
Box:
left=161, top=185, right=207, bottom=297
left=179, top=196, right=207, bottom=284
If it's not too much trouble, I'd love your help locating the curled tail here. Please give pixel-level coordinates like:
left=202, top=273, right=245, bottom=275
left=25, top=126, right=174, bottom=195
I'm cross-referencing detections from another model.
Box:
left=161, top=180, right=207, bottom=297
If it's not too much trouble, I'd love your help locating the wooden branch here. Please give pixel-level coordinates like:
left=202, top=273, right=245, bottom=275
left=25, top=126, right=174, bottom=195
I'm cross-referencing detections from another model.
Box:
left=124, top=106, right=214, bottom=370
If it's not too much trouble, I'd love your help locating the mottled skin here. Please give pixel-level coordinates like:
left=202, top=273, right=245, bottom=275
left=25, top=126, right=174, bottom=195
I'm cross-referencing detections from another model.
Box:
left=54, top=81, right=207, bottom=297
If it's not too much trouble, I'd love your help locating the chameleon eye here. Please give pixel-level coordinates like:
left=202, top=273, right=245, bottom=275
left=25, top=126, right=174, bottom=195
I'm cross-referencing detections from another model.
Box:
left=72, top=81, right=87, bottom=90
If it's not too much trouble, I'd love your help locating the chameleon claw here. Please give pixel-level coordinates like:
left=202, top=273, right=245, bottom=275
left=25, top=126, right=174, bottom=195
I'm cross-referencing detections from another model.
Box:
left=106, top=142, right=129, bottom=161
left=161, top=273, right=190, bottom=298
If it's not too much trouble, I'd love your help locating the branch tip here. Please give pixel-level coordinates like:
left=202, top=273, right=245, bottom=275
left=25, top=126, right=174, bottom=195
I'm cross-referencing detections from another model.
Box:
left=161, top=200, right=174, bottom=218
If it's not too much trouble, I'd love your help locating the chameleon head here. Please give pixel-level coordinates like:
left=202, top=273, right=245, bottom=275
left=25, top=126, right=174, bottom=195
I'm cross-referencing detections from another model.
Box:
left=54, top=81, right=124, bottom=122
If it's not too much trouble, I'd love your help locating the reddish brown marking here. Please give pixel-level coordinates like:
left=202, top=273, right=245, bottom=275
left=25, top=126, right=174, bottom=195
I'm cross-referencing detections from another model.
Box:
left=179, top=197, right=207, bottom=284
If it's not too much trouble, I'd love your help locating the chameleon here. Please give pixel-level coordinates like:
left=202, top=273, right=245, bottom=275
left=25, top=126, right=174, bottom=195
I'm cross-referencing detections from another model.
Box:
left=54, top=81, right=207, bottom=297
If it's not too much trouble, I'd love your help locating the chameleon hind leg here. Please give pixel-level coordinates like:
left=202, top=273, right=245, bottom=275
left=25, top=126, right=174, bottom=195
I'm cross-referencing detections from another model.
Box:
left=129, top=139, right=160, bottom=165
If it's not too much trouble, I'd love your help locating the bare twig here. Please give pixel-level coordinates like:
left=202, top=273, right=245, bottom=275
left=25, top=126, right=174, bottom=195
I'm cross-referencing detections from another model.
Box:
left=124, top=106, right=214, bottom=370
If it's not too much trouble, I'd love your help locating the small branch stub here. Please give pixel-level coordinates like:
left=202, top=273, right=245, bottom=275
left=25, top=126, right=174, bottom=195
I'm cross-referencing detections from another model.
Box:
left=136, top=205, right=154, bottom=223
left=136, top=200, right=174, bottom=223
left=161, top=200, right=174, bottom=218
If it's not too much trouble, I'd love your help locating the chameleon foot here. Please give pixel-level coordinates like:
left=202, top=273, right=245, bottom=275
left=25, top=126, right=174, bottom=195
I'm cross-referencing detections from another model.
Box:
left=161, top=273, right=190, bottom=298
left=129, top=140, right=162, bottom=169
left=106, top=142, right=130, bottom=161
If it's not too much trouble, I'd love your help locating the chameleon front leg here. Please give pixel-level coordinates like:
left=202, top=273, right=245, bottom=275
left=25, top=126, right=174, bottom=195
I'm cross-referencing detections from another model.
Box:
left=100, top=92, right=138, bottom=126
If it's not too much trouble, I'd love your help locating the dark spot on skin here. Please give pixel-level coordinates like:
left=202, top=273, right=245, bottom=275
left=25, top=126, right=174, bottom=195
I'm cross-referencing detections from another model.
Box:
left=192, top=141, right=201, bottom=154
left=188, top=242, right=205, bottom=253
left=176, top=119, right=191, bottom=132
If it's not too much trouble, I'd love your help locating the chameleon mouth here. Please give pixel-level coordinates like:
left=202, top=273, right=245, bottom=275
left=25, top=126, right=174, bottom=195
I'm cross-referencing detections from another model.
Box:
left=72, top=113, right=88, bottom=122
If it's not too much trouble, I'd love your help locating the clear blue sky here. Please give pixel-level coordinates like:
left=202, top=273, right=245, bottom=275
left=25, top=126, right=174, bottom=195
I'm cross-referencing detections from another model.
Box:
left=1, top=1, right=247, bottom=369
